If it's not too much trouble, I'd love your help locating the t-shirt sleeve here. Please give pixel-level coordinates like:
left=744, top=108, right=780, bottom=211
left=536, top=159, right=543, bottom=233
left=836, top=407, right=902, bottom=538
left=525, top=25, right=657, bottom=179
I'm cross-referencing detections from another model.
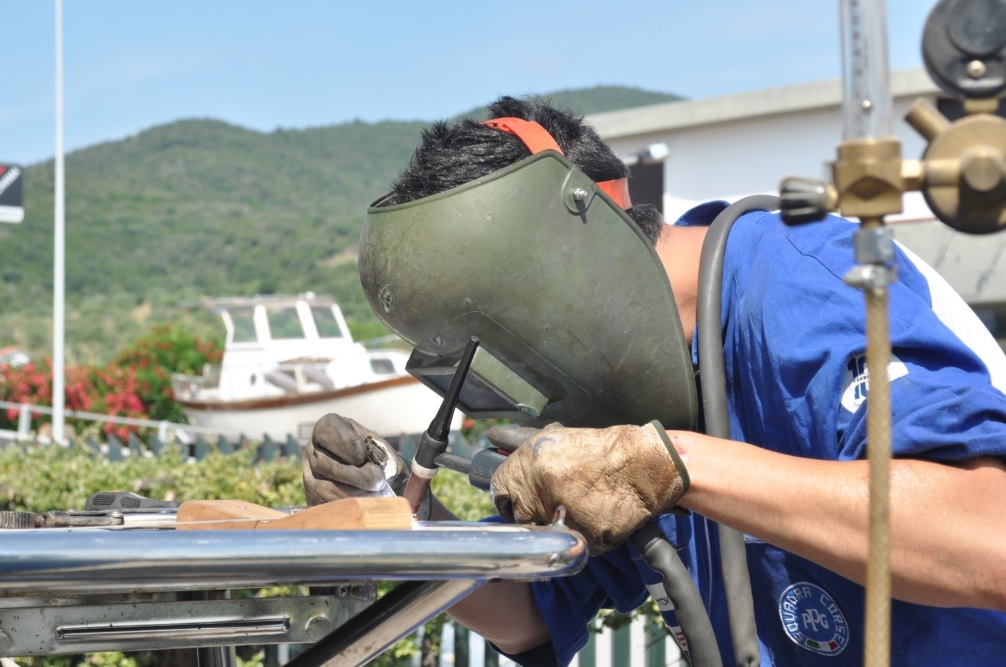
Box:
left=783, top=227, right=1006, bottom=461
left=837, top=325, right=1006, bottom=462
left=838, top=247, right=1006, bottom=462
left=731, top=215, right=1006, bottom=464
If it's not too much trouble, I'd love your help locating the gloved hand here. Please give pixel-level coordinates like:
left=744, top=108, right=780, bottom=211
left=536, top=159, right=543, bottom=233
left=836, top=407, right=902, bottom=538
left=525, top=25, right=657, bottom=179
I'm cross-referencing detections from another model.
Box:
left=489, top=421, right=689, bottom=555
left=302, top=414, right=409, bottom=506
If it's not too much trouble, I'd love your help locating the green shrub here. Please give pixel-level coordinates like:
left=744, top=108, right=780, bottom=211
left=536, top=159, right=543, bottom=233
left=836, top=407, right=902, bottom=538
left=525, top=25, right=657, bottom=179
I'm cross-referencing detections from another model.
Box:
left=0, top=442, right=304, bottom=511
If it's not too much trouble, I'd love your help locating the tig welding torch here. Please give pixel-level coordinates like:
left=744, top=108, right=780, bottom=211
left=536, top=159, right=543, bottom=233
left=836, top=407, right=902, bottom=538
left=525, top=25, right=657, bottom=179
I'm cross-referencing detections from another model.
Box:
left=402, top=336, right=483, bottom=514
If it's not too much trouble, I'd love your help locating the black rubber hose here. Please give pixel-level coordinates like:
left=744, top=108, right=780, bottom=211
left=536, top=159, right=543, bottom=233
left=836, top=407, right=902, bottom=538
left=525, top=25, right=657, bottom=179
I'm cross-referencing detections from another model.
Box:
left=698, top=195, right=780, bottom=666
left=632, top=523, right=723, bottom=667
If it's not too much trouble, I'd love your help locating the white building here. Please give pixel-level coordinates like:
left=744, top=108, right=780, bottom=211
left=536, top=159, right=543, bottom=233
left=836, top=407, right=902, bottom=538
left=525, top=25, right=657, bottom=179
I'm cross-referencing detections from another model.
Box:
left=587, top=68, right=1006, bottom=343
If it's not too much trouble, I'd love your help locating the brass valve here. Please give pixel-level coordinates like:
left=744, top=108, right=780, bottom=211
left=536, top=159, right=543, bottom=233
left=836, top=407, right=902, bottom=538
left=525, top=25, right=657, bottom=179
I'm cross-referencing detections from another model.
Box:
left=781, top=103, right=1006, bottom=235
left=904, top=98, right=1006, bottom=234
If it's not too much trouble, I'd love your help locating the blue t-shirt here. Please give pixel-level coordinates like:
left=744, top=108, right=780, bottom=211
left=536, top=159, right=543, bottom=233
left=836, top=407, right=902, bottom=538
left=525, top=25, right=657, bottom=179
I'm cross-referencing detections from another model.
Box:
left=520, top=202, right=1006, bottom=666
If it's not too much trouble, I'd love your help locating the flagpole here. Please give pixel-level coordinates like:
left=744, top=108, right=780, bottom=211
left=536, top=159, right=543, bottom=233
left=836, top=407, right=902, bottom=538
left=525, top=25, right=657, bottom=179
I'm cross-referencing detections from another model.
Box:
left=53, top=0, right=66, bottom=444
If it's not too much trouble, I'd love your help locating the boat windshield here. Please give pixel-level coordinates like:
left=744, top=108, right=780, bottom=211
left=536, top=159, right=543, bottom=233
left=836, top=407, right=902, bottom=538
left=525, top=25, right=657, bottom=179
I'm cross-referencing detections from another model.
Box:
left=312, top=306, right=344, bottom=339
left=268, top=307, right=307, bottom=340
left=231, top=308, right=257, bottom=343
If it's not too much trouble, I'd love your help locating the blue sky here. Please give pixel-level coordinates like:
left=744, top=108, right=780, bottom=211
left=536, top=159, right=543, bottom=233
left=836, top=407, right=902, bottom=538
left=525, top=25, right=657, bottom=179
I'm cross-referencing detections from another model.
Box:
left=4, top=1, right=932, bottom=166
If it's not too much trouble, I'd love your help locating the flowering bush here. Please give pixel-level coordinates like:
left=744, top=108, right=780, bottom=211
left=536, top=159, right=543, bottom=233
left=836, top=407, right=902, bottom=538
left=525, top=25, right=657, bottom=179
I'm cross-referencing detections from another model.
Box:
left=1, top=359, right=96, bottom=430
left=0, top=325, right=222, bottom=439
left=112, top=324, right=222, bottom=423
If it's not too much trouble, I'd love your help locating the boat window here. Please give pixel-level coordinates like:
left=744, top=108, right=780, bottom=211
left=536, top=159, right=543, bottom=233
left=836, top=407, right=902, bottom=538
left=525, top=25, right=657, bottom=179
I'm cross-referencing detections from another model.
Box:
left=231, top=308, right=257, bottom=343
left=313, top=307, right=344, bottom=339
left=267, top=307, right=307, bottom=340
left=370, top=357, right=397, bottom=375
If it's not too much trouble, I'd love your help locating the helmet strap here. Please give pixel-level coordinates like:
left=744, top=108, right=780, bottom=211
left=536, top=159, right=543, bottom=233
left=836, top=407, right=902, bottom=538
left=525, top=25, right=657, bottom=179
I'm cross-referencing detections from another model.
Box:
left=482, top=117, right=633, bottom=209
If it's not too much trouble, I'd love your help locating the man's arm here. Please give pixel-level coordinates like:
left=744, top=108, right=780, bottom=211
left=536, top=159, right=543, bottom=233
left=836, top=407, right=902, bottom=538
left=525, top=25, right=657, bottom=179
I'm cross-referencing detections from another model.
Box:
left=302, top=415, right=554, bottom=655
left=428, top=497, right=553, bottom=655
left=668, top=430, right=1006, bottom=611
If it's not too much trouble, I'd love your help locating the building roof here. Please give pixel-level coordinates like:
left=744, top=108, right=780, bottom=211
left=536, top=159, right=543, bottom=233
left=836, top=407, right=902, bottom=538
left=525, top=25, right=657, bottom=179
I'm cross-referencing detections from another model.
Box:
left=587, top=68, right=939, bottom=140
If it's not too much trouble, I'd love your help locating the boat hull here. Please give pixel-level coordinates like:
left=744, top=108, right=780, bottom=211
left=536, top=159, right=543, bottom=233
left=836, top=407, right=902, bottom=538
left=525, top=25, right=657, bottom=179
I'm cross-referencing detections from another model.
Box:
left=177, top=376, right=458, bottom=442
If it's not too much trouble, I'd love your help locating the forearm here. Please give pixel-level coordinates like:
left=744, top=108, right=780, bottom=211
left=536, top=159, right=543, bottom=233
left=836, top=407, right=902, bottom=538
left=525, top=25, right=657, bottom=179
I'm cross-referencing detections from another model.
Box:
left=429, top=496, right=552, bottom=654
left=667, top=430, right=1006, bottom=610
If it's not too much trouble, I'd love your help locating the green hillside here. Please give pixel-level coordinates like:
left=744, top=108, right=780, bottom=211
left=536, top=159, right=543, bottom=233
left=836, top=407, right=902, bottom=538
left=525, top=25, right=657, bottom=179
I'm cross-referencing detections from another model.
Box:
left=453, top=85, right=683, bottom=120
left=0, top=86, right=682, bottom=362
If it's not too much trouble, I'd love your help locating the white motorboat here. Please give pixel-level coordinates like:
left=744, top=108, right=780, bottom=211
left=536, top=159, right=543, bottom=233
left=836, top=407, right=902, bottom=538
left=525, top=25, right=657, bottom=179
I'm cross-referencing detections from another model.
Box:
left=172, top=293, right=455, bottom=442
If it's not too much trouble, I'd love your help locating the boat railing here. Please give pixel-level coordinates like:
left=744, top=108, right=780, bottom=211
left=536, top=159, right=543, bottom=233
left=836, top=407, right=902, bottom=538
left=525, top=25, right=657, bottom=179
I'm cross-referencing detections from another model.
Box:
left=171, top=363, right=221, bottom=399
left=174, top=350, right=410, bottom=400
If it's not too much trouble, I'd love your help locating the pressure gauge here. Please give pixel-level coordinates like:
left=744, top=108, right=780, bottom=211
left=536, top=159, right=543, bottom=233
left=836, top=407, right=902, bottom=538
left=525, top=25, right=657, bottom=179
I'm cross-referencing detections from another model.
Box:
left=923, top=0, right=1006, bottom=100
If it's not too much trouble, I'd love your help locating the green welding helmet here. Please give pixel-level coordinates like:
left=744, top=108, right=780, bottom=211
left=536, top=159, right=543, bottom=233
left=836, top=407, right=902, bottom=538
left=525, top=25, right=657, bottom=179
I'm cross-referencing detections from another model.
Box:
left=358, top=121, right=697, bottom=430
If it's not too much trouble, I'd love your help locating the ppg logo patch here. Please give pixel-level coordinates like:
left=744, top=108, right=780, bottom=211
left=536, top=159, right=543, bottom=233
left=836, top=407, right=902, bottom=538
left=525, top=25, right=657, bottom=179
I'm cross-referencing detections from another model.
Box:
left=778, top=582, right=849, bottom=656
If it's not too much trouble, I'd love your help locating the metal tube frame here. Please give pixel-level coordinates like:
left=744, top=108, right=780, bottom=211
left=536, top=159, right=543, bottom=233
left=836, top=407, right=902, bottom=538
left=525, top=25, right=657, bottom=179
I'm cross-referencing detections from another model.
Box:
left=0, top=522, right=587, bottom=666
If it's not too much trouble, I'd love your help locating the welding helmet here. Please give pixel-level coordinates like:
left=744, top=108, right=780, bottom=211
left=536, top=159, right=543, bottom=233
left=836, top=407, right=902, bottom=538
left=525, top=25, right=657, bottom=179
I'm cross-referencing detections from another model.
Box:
left=358, top=118, right=697, bottom=430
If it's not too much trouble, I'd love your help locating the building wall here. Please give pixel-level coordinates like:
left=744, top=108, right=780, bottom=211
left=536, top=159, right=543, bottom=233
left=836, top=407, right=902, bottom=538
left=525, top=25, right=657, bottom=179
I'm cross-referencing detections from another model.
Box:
left=590, top=69, right=937, bottom=218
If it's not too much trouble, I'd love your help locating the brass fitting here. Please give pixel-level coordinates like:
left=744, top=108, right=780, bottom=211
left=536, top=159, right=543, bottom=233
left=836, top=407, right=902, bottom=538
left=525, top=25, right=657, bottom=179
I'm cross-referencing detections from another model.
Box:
left=832, top=137, right=905, bottom=220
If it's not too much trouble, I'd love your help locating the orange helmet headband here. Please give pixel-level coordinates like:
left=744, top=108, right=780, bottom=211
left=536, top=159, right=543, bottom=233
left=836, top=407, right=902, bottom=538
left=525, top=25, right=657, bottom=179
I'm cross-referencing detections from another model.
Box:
left=482, top=117, right=632, bottom=209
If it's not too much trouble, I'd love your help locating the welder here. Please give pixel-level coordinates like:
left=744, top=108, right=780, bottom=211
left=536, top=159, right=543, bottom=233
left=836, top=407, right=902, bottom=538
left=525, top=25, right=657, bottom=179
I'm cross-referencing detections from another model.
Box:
left=303, top=95, right=1006, bottom=666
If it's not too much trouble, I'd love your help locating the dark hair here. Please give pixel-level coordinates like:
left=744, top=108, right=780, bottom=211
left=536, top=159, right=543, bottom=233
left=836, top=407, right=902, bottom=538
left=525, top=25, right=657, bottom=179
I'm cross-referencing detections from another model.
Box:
left=385, top=95, right=664, bottom=245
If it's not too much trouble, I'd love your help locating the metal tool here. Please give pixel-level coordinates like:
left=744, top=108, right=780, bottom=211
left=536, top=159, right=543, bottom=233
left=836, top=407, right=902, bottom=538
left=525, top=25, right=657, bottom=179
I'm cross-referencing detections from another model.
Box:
left=0, top=492, right=181, bottom=530
left=85, top=490, right=181, bottom=512
left=432, top=447, right=508, bottom=492
left=0, top=510, right=124, bottom=529
left=402, top=336, right=480, bottom=514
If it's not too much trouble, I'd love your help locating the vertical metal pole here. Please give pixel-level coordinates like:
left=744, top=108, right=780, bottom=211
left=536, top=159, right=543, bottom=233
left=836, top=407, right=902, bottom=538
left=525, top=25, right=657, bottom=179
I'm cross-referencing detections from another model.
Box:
left=52, top=0, right=66, bottom=444
left=862, top=235, right=892, bottom=667
left=844, top=221, right=894, bottom=667
left=193, top=590, right=236, bottom=667
left=836, top=2, right=897, bottom=662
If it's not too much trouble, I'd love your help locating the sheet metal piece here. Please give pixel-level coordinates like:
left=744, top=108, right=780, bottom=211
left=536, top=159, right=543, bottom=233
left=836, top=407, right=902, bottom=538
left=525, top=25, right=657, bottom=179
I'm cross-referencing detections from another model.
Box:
left=0, top=596, right=344, bottom=656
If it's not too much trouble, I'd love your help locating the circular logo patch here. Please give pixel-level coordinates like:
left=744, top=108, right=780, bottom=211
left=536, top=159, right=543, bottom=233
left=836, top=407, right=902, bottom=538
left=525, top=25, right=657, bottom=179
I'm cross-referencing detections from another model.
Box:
left=778, top=582, right=849, bottom=656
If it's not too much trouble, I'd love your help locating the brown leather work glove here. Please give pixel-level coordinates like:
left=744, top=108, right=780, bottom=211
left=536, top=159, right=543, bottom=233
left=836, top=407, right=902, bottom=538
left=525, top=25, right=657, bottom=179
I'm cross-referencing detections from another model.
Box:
left=489, top=421, right=689, bottom=555
left=302, top=414, right=409, bottom=506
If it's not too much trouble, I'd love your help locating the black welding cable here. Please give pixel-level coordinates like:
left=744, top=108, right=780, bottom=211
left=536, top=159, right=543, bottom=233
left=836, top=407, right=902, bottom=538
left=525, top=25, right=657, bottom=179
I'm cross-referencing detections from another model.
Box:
left=697, top=194, right=781, bottom=667
left=631, top=523, right=722, bottom=667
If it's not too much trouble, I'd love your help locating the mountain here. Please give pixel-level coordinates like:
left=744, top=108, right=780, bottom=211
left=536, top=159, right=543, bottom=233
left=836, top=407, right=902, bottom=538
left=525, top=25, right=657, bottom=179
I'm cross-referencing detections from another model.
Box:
left=0, top=86, right=682, bottom=362
left=452, top=85, right=683, bottom=120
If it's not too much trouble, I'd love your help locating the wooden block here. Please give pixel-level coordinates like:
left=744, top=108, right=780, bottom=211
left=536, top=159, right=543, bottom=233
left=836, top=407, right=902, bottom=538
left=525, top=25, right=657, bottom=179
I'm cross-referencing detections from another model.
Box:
left=268, top=497, right=412, bottom=530
left=176, top=499, right=287, bottom=530
left=176, top=496, right=412, bottom=531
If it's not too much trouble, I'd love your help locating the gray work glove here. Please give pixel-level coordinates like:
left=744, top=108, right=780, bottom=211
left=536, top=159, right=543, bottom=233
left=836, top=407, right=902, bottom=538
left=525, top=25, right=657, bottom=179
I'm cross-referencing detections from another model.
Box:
left=302, top=414, right=408, bottom=506
left=489, top=421, right=689, bottom=555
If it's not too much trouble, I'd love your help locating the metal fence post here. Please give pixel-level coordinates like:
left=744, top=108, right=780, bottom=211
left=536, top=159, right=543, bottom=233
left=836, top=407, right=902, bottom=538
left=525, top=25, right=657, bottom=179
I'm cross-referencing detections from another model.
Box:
left=17, top=404, right=31, bottom=439
left=106, top=434, right=124, bottom=462
left=454, top=623, right=469, bottom=667
left=258, top=436, right=278, bottom=462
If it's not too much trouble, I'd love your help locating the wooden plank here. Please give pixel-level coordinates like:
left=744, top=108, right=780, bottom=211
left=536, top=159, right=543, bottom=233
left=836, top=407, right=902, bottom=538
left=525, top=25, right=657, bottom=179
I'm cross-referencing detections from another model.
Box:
left=176, top=497, right=412, bottom=531
left=176, top=499, right=286, bottom=530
